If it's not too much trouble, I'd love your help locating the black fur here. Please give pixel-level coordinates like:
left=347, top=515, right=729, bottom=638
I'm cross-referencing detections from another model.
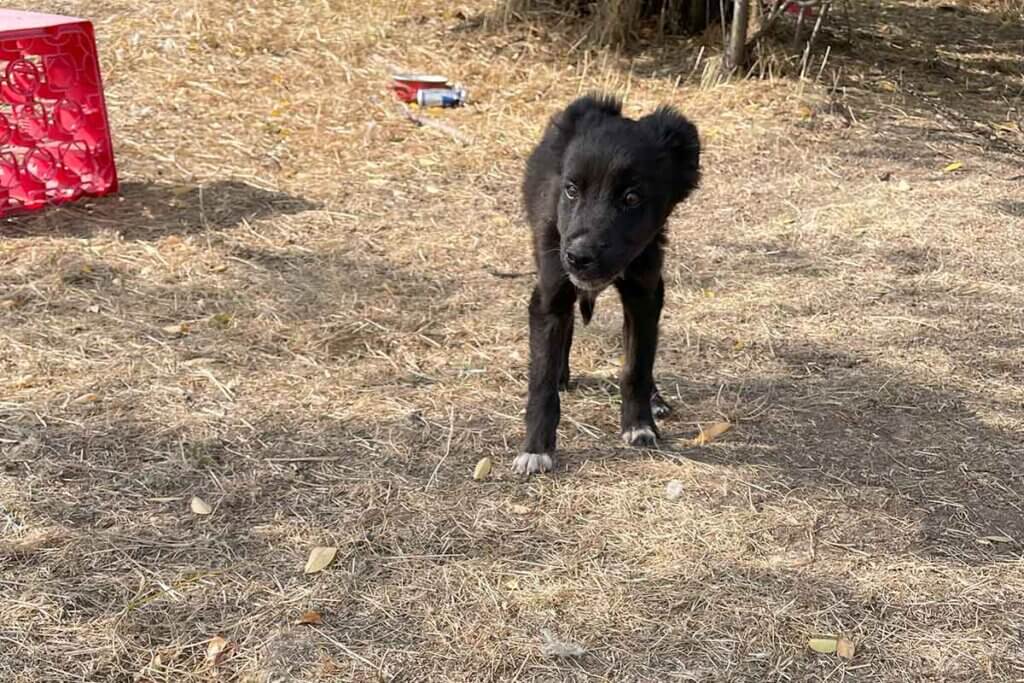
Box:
left=514, top=93, right=701, bottom=475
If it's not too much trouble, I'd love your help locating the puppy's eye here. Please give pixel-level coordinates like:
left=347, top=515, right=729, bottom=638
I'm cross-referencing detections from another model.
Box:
left=623, top=190, right=642, bottom=208
left=564, top=183, right=579, bottom=200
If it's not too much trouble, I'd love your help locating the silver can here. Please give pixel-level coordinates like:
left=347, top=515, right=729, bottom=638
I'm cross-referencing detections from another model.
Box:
left=416, top=88, right=467, bottom=108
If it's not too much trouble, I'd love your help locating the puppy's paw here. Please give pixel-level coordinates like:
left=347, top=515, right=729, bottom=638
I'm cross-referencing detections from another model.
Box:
left=622, top=424, right=658, bottom=448
left=651, top=392, right=671, bottom=418
left=512, top=452, right=556, bottom=475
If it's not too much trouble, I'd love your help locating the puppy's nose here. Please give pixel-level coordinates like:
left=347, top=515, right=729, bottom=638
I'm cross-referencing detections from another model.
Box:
left=565, top=249, right=594, bottom=271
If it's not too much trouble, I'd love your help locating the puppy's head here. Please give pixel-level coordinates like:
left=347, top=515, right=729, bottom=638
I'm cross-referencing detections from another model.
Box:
left=548, top=95, right=700, bottom=290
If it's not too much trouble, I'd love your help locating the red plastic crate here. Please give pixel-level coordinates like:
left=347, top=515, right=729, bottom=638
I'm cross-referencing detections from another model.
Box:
left=0, top=10, right=117, bottom=216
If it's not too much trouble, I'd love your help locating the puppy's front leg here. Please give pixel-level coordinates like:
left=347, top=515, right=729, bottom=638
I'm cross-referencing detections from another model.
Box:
left=515, top=280, right=576, bottom=475
left=559, top=314, right=574, bottom=391
left=616, top=276, right=664, bottom=447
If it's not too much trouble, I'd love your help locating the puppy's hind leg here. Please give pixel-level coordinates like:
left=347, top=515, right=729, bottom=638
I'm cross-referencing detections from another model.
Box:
left=616, top=276, right=664, bottom=448
left=651, top=385, right=671, bottom=419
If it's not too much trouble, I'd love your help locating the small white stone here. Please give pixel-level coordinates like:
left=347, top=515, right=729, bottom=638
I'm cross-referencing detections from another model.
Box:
left=665, top=479, right=685, bottom=501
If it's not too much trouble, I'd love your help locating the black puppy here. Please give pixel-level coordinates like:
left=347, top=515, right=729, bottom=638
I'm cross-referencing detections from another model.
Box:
left=514, top=94, right=701, bottom=475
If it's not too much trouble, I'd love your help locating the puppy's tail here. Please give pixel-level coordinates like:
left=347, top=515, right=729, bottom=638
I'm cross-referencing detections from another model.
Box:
left=579, top=291, right=597, bottom=326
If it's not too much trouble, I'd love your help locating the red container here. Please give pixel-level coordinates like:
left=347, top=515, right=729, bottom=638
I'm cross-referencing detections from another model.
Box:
left=0, top=10, right=118, bottom=216
left=390, top=73, right=449, bottom=103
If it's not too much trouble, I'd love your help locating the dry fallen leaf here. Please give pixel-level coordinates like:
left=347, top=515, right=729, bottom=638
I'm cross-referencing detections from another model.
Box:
left=296, top=610, right=323, bottom=625
left=319, top=656, right=343, bottom=675
left=977, top=535, right=1013, bottom=544
left=809, top=637, right=838, bottom=654
left=943, top=161, right=963, bottom=173
left=541, top=629, right=586, bottom=657
left=767, top=551, right=814, bottom=568
left=693, top=421, right=732, bottom=446
left=509, top=503, right=530, bottom=515
left=162, top=322, right=190, bottom=336
left=473, top=457, right=493, bottom=481
left=0, top=528, right=61, bottom=558
left=837, top=637, right=856, bottom=659
left=206, top=635, right=230, bottom=665
left=190, top=496, right=212, bottom=515
left=993, top=121, right=1021, bottom=134
left=304, top=546, right=338, bottom=574
left=72, top=392, right=99, bottom=405
left=209, top=312, right=233, bottom=328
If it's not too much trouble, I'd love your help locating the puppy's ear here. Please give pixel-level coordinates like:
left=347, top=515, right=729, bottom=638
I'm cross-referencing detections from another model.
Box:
left=552, top=93, right=621, bottom=139
left=523, top=94, right=621, bottom=230
left=544, top=93, right=622, bottom=167
left=641, top=106, right=701, bottom=205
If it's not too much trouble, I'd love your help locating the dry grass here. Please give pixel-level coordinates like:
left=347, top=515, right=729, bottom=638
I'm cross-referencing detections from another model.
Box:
left=505, top=0, right=656, bottom=45
left=2, top=0, right=1024, bottom=680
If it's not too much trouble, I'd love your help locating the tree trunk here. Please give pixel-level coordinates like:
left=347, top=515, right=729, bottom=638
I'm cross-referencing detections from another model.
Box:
left=685, top=0, right=708, bottom=31
left=642, top=0, right=729, bottom=34
left=724, top=0, right=751, bottom=73
left=510, top=0, right=734, bottom=41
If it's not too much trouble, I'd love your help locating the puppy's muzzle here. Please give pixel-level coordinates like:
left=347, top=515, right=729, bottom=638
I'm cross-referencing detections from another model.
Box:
left=562, top=241, right=610, bottom=290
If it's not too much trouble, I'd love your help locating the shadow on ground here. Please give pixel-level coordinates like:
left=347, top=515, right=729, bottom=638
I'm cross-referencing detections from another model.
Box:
left=3, top=366, right=1023, bottom=679
left=0, top=180, right=320, bottom=241
left=807, top=2, right=1023, bottom=166
left=558, top=332, right=1024, bottom=565
left=477, top=0, right=1024, bottom=169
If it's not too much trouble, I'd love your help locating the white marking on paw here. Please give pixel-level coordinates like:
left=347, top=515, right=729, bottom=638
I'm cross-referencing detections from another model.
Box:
left=512, top=452, right=555, bottom=475
left=655, top=395, right=671, bottom=417
left=622, top=425, right=657, bottom=447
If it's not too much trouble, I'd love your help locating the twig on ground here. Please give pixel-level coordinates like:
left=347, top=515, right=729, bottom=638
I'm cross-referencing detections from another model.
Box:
left=394, top=101, right=473, bottom=146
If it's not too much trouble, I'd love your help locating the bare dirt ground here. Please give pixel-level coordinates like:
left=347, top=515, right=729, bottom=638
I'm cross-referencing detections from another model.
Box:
left=2, top=0, right=1023, bottom=680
